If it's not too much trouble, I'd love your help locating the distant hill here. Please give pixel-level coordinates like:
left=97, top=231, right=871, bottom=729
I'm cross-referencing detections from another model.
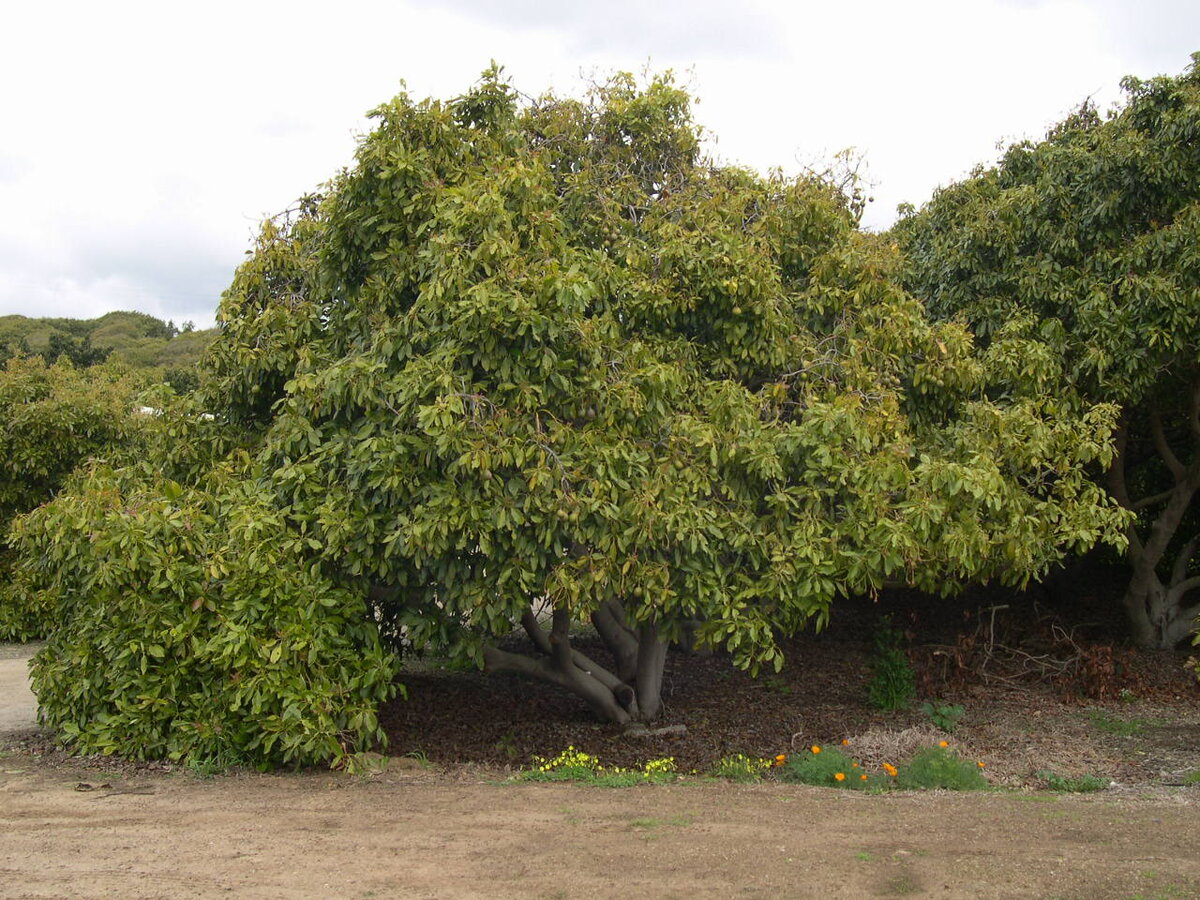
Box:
left=0, top=311, right=217, bottom=371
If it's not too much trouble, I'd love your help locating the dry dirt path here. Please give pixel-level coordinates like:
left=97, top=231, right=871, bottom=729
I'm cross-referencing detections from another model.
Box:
left=0, top=643, right=38, bottom=737
left=1, top=756, right=1198, bottom=900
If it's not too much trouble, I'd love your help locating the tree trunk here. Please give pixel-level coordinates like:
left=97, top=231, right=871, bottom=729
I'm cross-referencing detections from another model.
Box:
left=1107, top=399, right=1200, bottom=649
left=482, top=602, right=669, bottom=724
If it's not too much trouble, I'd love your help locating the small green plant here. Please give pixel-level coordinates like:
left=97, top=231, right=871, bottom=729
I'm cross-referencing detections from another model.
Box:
left=855, top=851, right=875, bottom=862
left=516, top=747, right=678, bottom=786
left=185, top=746, right=248, bottom=778
left=494, top=729, right=520, bottom=760
left=1035, top=770, right=1108, bottom=793
left=399, top=750, right=433, bottom=770
left=708, top=753, right=772, bottom=783
left=778, top=746, right=874, bottom=790
left=867, top=616, right=916, bottom=711
left=895, top=746, right=987, bottom=791
left=919, top=700, right=964, bottom=733
left=1182, top=770, right=1200, bottom=785
left=1088, top=711, right=1151, bottom=736
left=763, top=675, right=793, bottom=695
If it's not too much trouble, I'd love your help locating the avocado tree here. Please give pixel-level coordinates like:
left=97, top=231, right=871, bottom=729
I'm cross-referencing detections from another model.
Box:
left=896, top=53, right=1200, bottom=648
left=0, top=356, right=142, bottom=640
left=196, top=68, right=1129, bottom=726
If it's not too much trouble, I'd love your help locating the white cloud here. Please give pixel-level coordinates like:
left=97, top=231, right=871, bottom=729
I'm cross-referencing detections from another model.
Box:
left=0, top=0, right=1195, bottom=325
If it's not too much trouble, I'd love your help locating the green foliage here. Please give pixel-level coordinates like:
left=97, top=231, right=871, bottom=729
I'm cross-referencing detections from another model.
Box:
left=517, top=747, right=678, bottom=786
left=194, top=66, right=1129, bottom=723
left=919, top=699, right=965, bottom=733
left=1035, top=770, right=1108, bottom=792
left=12, top=461, right=399, bottom=768
left=708, top=753, right=772, bottom=783
left=779, top=747, right=872, bottom=790
left=0, top=312, right=216, bottom=382
left=867, top=617, right=916, bottom=711
left=895, top=53, right=1200, bottom=647
left=0, top=357, right=143, bottom=641
left=45, top=333, right=109, bottom=368
left=894, top=747, right=988, bottom=791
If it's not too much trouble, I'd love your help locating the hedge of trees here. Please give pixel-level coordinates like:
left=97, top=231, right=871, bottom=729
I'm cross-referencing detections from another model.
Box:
left=3, top=57, right=1197, bottom=767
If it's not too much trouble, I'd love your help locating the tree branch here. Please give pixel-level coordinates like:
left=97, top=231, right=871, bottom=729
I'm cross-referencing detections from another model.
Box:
left=1170, top=533, right=1200, bottom=588
left=1189, top=367, right=1200, bottom=444
left=1170, top=574, right=1200, bottom=600
left=521, top=609, right=552, bottom=655
left=521, top=606, right=635, bottom=710
left=1150, top=397, right=1186, bottom=483
left=1107, top=425, right=1145, bottom=557
left=592, top=600, right=639, bottom=683
left=1131, top=488, right=1176, bottom=512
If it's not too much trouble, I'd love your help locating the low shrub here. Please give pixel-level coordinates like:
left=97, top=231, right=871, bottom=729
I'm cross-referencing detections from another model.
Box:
left=13, top=462, right=399, bottom=769
left=894, top=746, right=988, bottom=791
left=779, top=745, right=874, bottom=790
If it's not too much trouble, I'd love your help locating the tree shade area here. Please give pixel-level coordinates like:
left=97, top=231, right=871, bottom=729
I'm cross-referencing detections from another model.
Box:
left=8, top=61, right=1196, bottom=767
left=895, top=52, right=1200, bottom=648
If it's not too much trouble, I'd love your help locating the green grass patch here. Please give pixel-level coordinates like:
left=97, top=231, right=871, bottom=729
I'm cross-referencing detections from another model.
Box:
left=1088, top=711, right=1155, bottom=736
left=1036, top=770, right=1108, bottom=793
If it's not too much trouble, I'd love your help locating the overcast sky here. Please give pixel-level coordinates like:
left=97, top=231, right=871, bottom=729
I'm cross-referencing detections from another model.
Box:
left=1, top=1, right=1196, bottom=329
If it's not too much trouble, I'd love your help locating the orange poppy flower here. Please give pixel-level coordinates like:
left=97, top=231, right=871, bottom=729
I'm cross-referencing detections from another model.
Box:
left=834, top=772, right=845, bottom=782
left=882, top=763, right=898, bottom=777
left=811, top=745, right=821, bottom=755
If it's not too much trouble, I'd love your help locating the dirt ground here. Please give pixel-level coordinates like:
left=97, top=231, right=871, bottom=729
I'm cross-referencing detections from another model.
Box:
left=0, top=745, right=1198, bottom=900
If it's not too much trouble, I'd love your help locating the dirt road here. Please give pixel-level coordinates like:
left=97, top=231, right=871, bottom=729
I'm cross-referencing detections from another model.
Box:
left=1, top=754, right=1197, bottom=900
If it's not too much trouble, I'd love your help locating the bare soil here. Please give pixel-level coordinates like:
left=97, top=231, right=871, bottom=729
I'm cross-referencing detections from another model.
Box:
left=3, top=586, right=1200, bottom=899
left=2, top=751, right=1199, bottom=899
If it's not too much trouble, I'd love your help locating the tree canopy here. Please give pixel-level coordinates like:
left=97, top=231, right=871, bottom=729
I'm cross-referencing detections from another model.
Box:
left=895, top=52, right=1200, bottom=648
left=195, top=67, right=1126, bottom=726
left=0, top=356, right=142, bottom=640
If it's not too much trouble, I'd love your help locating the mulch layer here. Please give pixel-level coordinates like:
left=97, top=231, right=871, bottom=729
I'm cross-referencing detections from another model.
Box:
left=379, top=586, right=1200, bottom=785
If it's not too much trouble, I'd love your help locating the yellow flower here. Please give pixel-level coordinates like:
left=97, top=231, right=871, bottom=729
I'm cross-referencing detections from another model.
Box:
left=834, top=772, right=845, bottom=782
left=939, top=740, right=949, bottom=748
left=811, top=745, right=821, bottom=755
left=882, top=763, right=897, bottom=777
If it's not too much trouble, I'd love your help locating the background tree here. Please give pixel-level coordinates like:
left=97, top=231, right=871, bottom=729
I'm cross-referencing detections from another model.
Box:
left=895, top=53, right=1200, bottom=648
left=200, top=68, right=1127, bottom=726
left=0, top=356, right=142, bottom=639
